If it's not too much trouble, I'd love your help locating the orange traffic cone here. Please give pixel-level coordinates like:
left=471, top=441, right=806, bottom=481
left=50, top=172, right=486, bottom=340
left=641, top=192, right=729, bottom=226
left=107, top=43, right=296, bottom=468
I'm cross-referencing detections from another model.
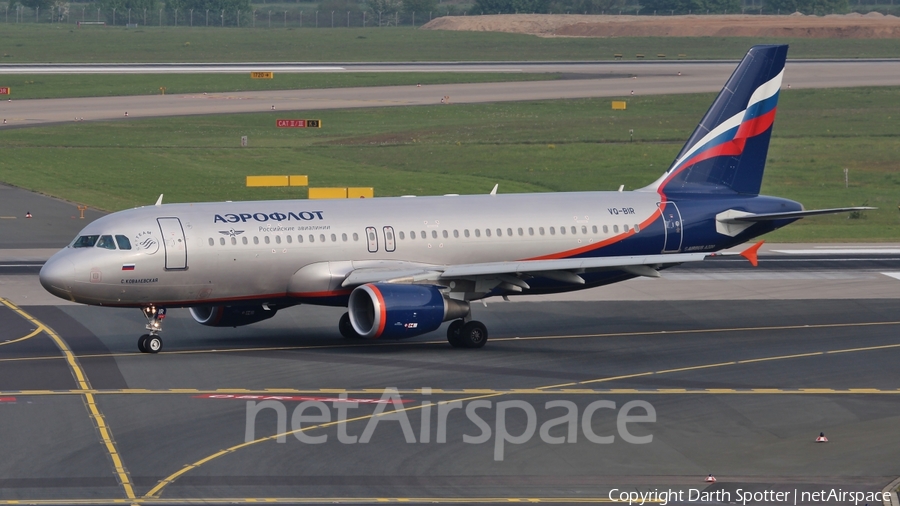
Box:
left=705, top=474, right=717, bottom=483
left=815, top=432, right=828, bottom=442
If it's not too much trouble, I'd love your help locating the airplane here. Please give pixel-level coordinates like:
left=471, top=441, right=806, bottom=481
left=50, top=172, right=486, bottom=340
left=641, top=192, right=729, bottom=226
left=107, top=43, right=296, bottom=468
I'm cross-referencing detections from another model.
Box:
left=39, top=44, right=871, bottom=353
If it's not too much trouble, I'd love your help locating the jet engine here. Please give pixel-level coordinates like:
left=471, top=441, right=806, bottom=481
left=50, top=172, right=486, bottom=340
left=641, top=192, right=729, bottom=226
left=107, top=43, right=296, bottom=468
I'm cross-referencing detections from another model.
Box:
left=190, top=305, right=278, bottom=328
left=348, top=284, right=469, bottom=339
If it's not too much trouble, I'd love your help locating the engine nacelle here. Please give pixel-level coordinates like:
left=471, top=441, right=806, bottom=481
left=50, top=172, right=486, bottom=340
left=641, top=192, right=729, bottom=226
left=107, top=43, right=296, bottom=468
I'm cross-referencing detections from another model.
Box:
left=190, top=305, right=278, bottom=328
left=348, top=284, right=469, bottom=339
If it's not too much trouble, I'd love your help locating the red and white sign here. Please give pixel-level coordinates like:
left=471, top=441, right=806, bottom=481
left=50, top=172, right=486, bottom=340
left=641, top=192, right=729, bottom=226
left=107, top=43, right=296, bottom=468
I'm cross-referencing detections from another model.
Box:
left=194, top=394, right=411, bottom=404
left=276, top=119, right=320, bottom=128
left=0, top=87, right=9, bottom=96
left=277, top=119, right=307, bottom=128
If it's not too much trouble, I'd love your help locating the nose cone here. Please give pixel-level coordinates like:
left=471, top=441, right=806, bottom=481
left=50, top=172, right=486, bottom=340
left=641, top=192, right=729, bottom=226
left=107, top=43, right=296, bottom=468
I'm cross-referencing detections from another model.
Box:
left=40, top=256, right=76, bottom=301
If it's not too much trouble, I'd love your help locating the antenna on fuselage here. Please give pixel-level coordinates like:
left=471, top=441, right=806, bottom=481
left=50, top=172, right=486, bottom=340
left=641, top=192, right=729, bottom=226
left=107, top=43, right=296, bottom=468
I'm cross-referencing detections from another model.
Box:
left=155, top=194, right=164, bottom=206
left=490, top=184, right=498, bottom=196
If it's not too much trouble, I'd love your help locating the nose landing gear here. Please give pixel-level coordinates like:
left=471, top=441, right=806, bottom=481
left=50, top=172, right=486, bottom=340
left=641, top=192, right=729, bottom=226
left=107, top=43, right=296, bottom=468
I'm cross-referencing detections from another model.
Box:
left=139, top=306, right=166, bottom=353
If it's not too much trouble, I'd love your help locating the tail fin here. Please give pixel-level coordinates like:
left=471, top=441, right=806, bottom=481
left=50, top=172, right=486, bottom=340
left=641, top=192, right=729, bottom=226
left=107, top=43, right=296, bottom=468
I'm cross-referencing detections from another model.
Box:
left=645, top=45, right=788, bottom=196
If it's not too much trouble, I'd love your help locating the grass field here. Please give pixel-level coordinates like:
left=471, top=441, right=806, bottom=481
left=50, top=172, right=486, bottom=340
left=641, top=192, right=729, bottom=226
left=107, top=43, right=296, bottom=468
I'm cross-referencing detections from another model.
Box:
left=0, top=72, right=561, bottom=99
left=0, top=87, right=898, bottom=241
left=2, top=24, right=900, bottom=62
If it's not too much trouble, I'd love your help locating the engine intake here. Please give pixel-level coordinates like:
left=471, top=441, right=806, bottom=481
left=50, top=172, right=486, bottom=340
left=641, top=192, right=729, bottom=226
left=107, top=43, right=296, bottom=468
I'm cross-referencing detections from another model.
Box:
left=190, top=305, right=278, bottom=327
left=348, top=284, right=469, bottom=339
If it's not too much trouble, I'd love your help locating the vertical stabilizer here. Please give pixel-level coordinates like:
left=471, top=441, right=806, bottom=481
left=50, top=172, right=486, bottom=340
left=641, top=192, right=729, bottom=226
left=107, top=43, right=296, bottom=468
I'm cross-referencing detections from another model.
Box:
left=644, top=45, right=788, bottom=196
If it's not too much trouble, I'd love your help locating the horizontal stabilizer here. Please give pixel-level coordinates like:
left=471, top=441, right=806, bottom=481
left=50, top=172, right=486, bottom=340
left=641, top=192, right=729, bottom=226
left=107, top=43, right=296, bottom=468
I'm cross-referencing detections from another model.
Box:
left=722, top=207, right=876, bottom=223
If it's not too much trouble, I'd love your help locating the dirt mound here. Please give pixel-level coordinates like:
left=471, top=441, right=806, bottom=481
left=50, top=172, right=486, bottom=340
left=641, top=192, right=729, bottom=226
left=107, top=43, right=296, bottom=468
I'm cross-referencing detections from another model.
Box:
left=421, top=13, right=900, bottom=38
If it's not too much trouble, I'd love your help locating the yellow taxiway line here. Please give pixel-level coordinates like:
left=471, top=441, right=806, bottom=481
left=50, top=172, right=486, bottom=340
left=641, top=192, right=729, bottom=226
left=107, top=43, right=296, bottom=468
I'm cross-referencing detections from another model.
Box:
left=0, top=298, right=137, bottom=500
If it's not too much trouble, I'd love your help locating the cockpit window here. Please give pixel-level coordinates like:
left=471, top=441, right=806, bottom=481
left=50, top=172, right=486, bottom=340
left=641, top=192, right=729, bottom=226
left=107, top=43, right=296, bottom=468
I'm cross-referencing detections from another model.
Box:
left=97, top=235, right=117, bottom=250
left=115, top=235, right=132, bottom=250
left=72, top=235, right=100, bottom=248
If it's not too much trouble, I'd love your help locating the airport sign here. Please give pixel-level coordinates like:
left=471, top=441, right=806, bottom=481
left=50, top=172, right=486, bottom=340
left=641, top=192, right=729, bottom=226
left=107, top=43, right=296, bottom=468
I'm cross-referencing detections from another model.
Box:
left=276, top=119, right=321, bottom=128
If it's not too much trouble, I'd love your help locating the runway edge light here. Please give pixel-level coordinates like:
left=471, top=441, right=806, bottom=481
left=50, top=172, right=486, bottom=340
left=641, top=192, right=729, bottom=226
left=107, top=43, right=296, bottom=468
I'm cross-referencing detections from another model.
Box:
left=816, top=432, right=829, bottom=442
left=705, top=474, right=717, bottom=483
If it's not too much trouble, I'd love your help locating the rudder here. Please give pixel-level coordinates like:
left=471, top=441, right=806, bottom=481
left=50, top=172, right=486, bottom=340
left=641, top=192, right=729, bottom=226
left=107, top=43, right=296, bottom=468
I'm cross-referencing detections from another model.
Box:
left=645, top=45, right=788, bottom=196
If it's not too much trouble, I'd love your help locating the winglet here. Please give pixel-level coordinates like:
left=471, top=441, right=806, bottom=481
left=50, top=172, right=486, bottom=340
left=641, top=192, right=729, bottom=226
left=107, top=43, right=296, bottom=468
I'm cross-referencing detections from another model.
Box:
left=740, top=241, right=765, bottom=267
left=490, top=184, right=498, bottom=196
left=155, top=194, right=164, bottom=206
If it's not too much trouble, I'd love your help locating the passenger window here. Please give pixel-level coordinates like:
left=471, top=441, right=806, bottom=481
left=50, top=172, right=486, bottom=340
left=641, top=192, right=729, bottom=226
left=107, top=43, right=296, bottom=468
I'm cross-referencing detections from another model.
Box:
left=464, top=229, right=470, bottom=238
left=559, top=227, right=565, bottom=235
left=453, top=230, right=459, bottom=238
left=231, top=237, right=237, bottom=245
left=634, top=224, right=640, bottom=233
left=342, top=233, right=348, bottom=242
left=624, top=224, right=630, bottom=232
left=353, top=233, right=359, bottom=241
left=539, top=227, right=545, bottom=235
left=421, top=230, right=426, bottom=239
left=331, top=234, right=337, bottom=242
left=603, top=225, right=609, bottom=234
left=613, top=225, right=619, bottom=233
left=509, top=228, right=514, bottom=236
left=399, top=231, right=405, bottom=240
left=220, top=237, right=226, bottom=245
left=243, top=237, right=249, bottom=245
left=475, top=229, right=481, bottom=238
left=73, top=235, right=98, bottom=248
left=115, top=235, right=132, bottom=250
left=286, top=235, right=292, bottom=244
left=550, top=227, right=556, bottom=235
left=485, top=229, right=491, bottom=237
left=442, top=230, right=448, bottom=239
left=320, top=234, right=326, bottom=243
left=518, top=228, right=523, bottom=236
left=581, top=226, right=587, bottom=234
left=572, top=226, right=577, bottom=235
left=275, top=236, right=282, bottom=244
left=264, top=236, right=270, bottom=244
left=309, top=235, right=315, bottom=243
left=411, top=231, right=416, bottom=239
left=497, top=228, right=503, bottom=237
left=528, top=227, right=534, bottom=236
left=592, top=225, right=598, bottom=234
left=208, top=238, right=214, bottom=246
left=97, top=235, right=117, bottom=250
left=432, top=230, right=438, bottom=239
left=298, top=235, right=304, bottom=243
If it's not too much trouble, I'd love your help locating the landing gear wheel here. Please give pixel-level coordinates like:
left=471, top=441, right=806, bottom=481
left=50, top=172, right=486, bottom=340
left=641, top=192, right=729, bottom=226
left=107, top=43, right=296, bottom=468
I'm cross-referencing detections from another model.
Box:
left=146, top=335, right=163, bottom=354
left=339, top=312, right=362, bottom=339
left=458, top=321, right=488, bottom=349
left=137, top=334, right=150, bottom=353
left=447, top=320, right=465, bottom=348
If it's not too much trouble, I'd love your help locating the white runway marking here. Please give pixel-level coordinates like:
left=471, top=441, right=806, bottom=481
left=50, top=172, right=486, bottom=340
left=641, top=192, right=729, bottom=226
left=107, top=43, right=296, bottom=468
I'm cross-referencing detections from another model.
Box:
left=773, top=249, right=900, bottom=255
left=881, top=272, right=900, bottom=281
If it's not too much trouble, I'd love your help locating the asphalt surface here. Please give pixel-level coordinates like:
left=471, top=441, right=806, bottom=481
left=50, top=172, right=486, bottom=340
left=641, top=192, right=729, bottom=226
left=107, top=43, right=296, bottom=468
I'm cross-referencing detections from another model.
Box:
left=1, top=60, right=899, bottom=127
left=1, top=295, right=899, bottom=504
left=0, top=183, right=106, bottom=249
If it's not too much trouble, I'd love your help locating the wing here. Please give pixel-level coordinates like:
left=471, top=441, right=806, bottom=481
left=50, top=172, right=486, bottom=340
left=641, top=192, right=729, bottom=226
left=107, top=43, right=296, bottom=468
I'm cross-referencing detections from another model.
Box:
left=340, top=252, right=713, bottom=295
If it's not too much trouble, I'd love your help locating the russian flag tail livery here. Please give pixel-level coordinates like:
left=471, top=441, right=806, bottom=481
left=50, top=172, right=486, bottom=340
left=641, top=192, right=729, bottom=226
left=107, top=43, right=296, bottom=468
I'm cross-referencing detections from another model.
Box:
left=645, top=44, right=788, bottom=197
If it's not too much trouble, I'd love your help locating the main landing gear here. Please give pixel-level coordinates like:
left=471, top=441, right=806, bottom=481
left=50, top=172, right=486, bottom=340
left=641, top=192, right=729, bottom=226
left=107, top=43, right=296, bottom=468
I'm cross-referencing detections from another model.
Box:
left=447, top=319, right=488, bottom=349
left=138, top=306, right=166, bottom=354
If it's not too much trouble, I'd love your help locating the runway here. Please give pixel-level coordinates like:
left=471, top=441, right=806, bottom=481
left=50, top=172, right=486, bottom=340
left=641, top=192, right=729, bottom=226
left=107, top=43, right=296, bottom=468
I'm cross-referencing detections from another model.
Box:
left=1, top=60, right=900, bottom=127
left=1, top=293, right=899, bottom=504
